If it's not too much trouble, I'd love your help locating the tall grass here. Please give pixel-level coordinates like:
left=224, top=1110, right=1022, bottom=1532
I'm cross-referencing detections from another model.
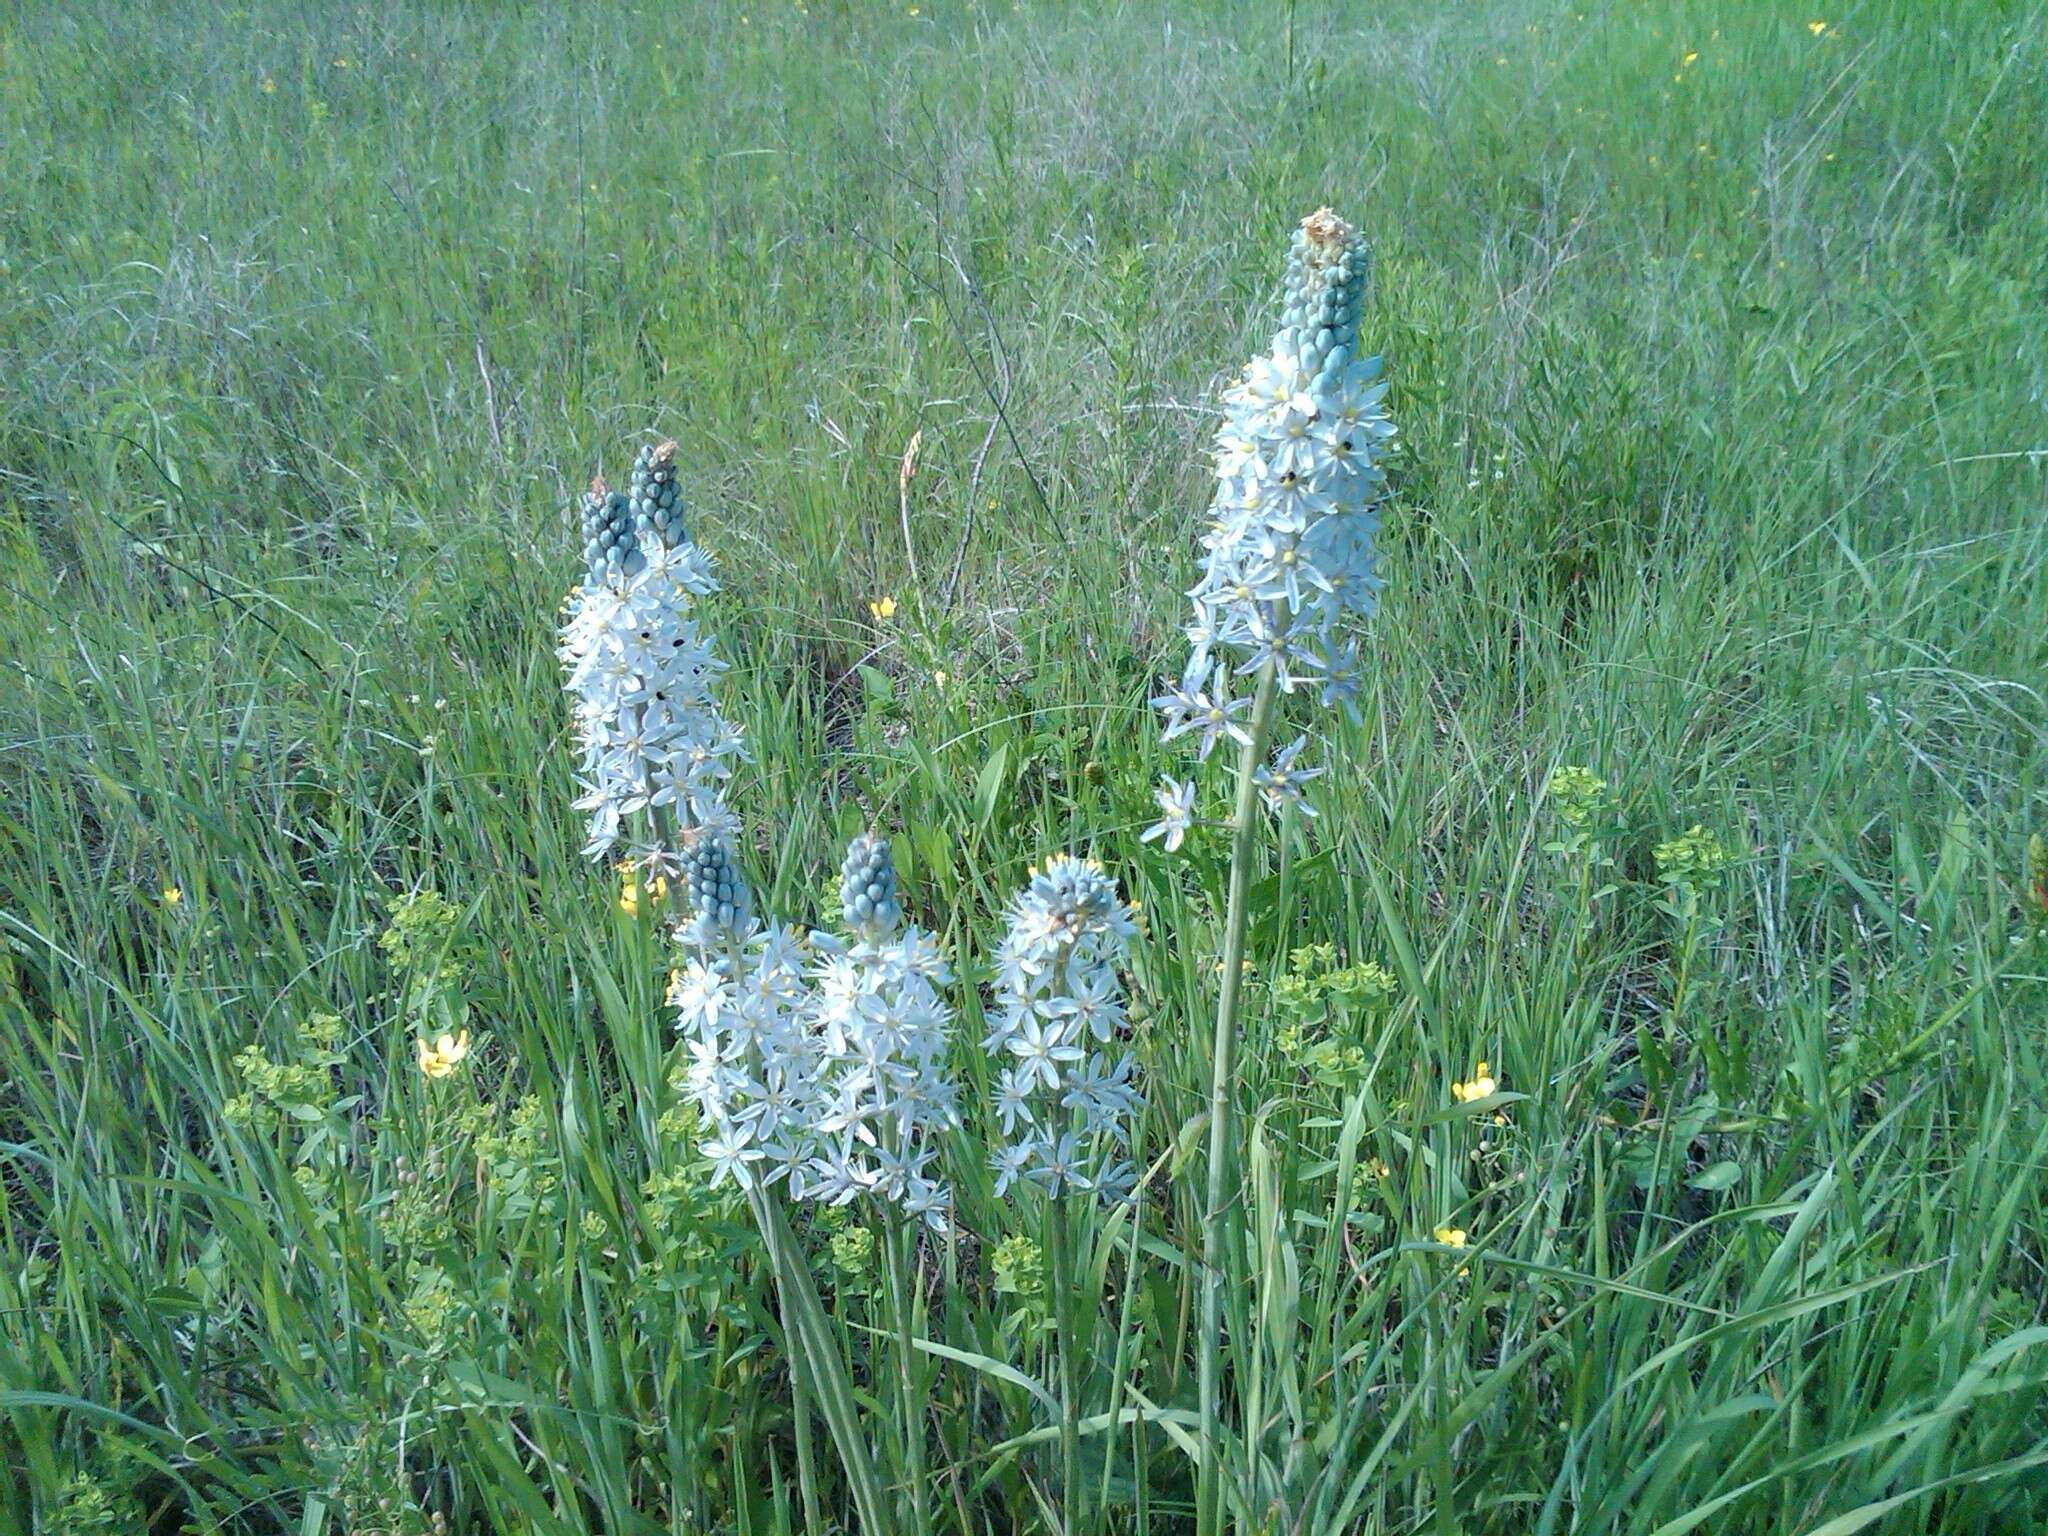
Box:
left=2, top=1, right=2045, bottom=1532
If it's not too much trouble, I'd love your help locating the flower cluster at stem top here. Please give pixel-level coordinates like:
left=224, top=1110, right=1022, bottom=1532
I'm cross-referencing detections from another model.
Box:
left=558, top=440, right=744, bottom=863
left=982, top=855, right=1144, bottom=1201
left=1149, top=207, right=1395, bottom=845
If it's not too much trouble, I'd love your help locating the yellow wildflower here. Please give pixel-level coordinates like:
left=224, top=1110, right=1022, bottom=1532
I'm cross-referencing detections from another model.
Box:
left=161, top=886, right=183, bottom=906
left=1808, top=20, right=1827, bottom=35
left=417, top=1030, right=470, bottom=1080
left=1451, top=1060, right=1499, bottom=1103
left=619, top=872, right=668, bottom=917
left=1432, top=1225, right=1468, bottom=1248
left=868, top=595, right=897, bottom=621
left=260, top=77, right=276, bottom=94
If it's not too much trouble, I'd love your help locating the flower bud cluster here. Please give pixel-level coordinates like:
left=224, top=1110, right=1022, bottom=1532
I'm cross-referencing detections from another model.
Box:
left=626, top=439, right=689, bottom=551
left=982, top=855, right=1143, bottom=1201
left=837, top=832, right=904, bottom=936
left=679, top=835, right=752, bottom=947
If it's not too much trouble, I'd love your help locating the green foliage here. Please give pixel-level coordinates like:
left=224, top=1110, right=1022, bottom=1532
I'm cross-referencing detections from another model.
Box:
left=990, top=1232, right=1046, bottom=1313
left=1, top=1, right=2045, bottom=1533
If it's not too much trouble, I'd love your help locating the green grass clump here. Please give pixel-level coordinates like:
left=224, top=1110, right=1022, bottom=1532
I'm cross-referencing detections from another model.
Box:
left=2, top=2, right=2045, bottom=1532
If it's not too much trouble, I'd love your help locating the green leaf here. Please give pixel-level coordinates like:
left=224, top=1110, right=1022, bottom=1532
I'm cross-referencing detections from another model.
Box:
left=1687, top=1160, right=1742, bottom=1192
left=857, top=663, right=894, bottom=708
left=914, top=1337, right=1061, bottom=1419
left=974, top=742, right=1012, bottom=833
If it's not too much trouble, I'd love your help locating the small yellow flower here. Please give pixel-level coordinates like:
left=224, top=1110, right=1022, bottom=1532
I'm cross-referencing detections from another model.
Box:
left=1367, top=1157, right=1391, bottom=1180
left=1808, top=19, right=1827, bottom=35
left=868, top=595, right=897, bottom=621
left=161, top=886, right=183, bottom=906
left=933, top=669, right=947, bottom=687
left=619, top=872, right=667, bottom=917
left=259, top=77, right=276, bottom=94
left=1451, top=1060, right=1499, bottom=1103
left=417, top=1030, right=470, bottom=1080
left=1433, top=1225, right=1468, bottom=1248
left=1681, top=50, right=1698, bottom=66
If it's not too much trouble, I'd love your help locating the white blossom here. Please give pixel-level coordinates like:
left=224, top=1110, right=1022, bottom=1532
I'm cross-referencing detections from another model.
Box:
left=558, top=441, right=745, bottom=865
left=797, top=835, right=959, bottom=1231
left=1140, top=776, right=1197, bottom=852
left=1150, top=208, right=1394, bottom=832
left=671, top=908, right=822, bottom=1198
left=981, top=855, right=1144, bottom=1202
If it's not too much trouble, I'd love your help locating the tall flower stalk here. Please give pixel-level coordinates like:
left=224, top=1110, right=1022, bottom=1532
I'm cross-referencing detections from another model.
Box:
left=1148, top=209, right=1395, bottom=1535
left=562, top=439, right=881, bottom=1532
left=982, top=854, right=1144, bottom=1520
left=667, top=843, right=889, bottom=1534
left=801, top=832, right=958, bottom=1534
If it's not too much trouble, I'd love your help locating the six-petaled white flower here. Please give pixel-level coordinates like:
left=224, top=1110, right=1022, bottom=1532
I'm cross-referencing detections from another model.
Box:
left=1140, top=776, right=1197, bottom=852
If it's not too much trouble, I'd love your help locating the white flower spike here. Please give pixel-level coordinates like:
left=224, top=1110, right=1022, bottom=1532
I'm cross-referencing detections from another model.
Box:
left=1152, top=209, right=1394, bottom=830
left=981, top=855, right=1143, bottom=1201
left=558, top=441, right=746, bottom=865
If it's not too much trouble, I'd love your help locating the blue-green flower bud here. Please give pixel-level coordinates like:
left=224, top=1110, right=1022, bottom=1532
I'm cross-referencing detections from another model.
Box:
left=1279, top=207, right=1369, bottom=377
left=578, top=478, right=635, bottom=586
left=838, top=832, right=901, bottom=936
left=626, top=440, right=687, bottom=552
left=683, top=837, right=751, bottom=937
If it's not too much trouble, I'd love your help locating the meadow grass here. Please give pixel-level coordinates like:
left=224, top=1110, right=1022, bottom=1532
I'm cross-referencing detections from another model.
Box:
left=2, top=1, right=2045, bottom=1531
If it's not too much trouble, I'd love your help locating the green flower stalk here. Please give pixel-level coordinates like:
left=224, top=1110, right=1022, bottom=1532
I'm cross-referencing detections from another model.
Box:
left=1152, top=208, right=1396, bottom=1536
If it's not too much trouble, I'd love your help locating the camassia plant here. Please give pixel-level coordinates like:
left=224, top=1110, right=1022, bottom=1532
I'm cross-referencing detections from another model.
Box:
left=559, top=442, right=893, bottom=1529
left=558, top=206, right=1389, bottom=1533
left=1148, top=206, right=1395, bottom=1535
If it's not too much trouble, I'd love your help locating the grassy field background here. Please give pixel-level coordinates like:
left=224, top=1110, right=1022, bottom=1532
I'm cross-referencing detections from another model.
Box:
left=3, top=0, right=2046, bottom=1531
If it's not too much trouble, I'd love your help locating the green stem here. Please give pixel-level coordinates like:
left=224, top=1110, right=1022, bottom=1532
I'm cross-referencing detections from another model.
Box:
left=751, top=1191, right=890, bottom=1533
left=887, top=1213, right=932, bottom=1536
left=1044, top=1193, right=1082, bottom=1532
left=1094, top=1173, right=1147, bottom=1534
left=707, top=914, right=821, bottom=1535
left=1197, top=661, right=1279, bottom=1536
left=781, top=1277, right=826, bottom=1536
